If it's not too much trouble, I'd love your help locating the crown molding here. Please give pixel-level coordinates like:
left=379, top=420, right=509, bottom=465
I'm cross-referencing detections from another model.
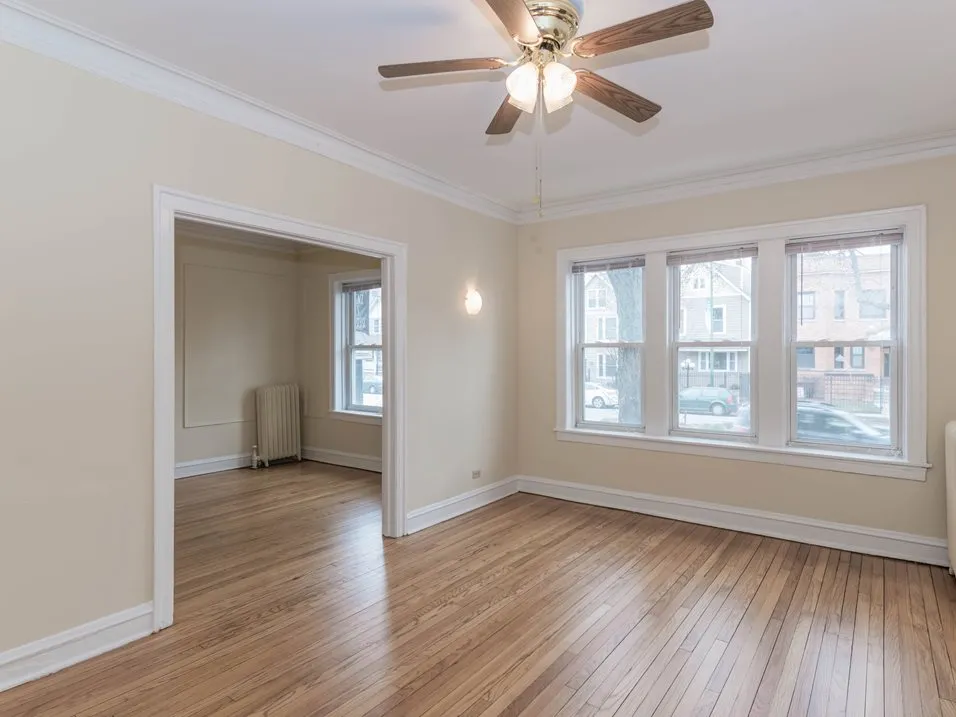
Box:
left=0, top=1, right=520, bottom=224
left=518, top=130, right=956, bottom=224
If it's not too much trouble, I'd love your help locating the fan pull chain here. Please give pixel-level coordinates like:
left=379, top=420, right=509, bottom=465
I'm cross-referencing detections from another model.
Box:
left=535, top=83, right=545, bottom=218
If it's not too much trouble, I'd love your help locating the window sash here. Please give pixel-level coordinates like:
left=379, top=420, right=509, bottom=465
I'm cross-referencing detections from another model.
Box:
left=572, top=268, right=645, bottom=431
left=339, top=279, right=383, bottom=415
left=788, top=247, right=900, bottom=454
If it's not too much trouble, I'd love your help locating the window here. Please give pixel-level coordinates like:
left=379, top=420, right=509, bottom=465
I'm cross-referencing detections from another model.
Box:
left=710, top=307, right=726, bottom=334
left=790, top=234, right=897, bottom=452
left=798, top=292, right=816, bottom=322
left=834, top=346, right=846, bottom=369
left=671, top=248, right=755, bottom=436
left=834, top=290, right=846, bottom=320
left=572, top=258, right=644, bottom=430
left=587, top=287, right=607, bottom=310
left=859, top=289, right=888, bottom=319
left=598, top=317, right=618, bottom=341
left=850, top=346, right=865, bottom=369
left=557, top=207, right=926, bottom=480
left=796, top=347, right=816, bottom=369
left=332, top=273, right=383, bottom=416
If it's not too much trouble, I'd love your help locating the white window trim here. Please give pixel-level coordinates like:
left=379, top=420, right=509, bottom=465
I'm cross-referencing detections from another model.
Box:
left=330, top=269, right=383, bottom=424
left=555, top=205, right=928, bottom=481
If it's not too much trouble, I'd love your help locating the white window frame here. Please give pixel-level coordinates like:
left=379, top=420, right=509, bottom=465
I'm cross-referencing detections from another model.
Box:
left=788, top=239, right=898, bottom=457
left=330, top=270, right=383, bottom=424
left=570, top=259, right=646, bottom=433
left=555, top=206, right=928, bottom=481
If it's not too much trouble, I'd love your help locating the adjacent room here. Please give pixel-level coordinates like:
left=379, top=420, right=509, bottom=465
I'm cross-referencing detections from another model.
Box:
left=2, top=0, right=956, bottom=715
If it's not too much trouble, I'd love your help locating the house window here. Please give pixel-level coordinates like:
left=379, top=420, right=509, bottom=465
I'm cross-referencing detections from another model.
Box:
left=790, top=234, right=897, bottom=451
left=796, top=347, right=816, bottom=369
left=850, top=346, right=865, bottom=369
left=859, top=289, right=888, bottom=319
left=587, top=288, right=607, bottom=310
left=834, top=290, right=846, bottom=320
left=557, top=207, right=925, bottom=479
left=798, top=291, right=816, bottom=322
left=710, top=306, right=725, bottom=334
left=572, top=258, right=644, bottom=429
left=598, top=317, right=619, bottom=342
left=671, top=248, right=755, bottom=436
left=332, top=273, right=383, bottom=416
left=692, top=276, right=707, bottom=290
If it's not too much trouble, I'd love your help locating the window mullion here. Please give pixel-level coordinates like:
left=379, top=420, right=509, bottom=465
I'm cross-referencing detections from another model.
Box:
left=757, top=239, right=787, bottom=447
left=644, top=252, right=669, bottom=436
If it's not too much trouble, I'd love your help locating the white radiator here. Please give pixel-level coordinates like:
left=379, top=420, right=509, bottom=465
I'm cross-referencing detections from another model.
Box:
left=256, top=383, right=301, bottom=467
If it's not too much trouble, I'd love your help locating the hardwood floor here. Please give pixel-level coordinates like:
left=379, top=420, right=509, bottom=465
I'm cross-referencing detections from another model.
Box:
left=3, top=462, right=956, bottom=716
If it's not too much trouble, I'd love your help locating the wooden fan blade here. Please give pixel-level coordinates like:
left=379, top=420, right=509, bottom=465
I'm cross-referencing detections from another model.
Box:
left=486, top=97, right=522, bottom=135
left=379, top=58, right=507, bottom=78
left=484, top=0, right=542, bottom=45
left=575, top=70, right=662, bottom=124
left=572, top=0, right=713, bottom=58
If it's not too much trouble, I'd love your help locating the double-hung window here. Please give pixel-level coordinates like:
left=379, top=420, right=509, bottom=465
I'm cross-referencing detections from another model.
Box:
left=670, top=248, right=756, bottom=437
left=557, top=206, right=926, bottom=480
left=788, top=233, right=900, bottom=454
left=332, top=274, right=383, bottom=416
left=571, top=257, right=644, bottom=430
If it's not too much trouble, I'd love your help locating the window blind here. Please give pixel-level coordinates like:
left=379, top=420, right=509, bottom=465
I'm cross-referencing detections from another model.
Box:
left=342, top=280, right=382, bottom=293
left=571, top=256, right=645, bottom=274
left=785, top=231, right=902, bottom=255
left=666, top=245, right=758, bottom=266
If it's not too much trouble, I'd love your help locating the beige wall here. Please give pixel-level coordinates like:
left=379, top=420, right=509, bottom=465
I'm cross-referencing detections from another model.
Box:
left=0, top=43, right=518, bottom=652
left=518, top=155, right=956, bottom=541
left=297, top=249, right=382, bottom=459
left=175, top=236, right=299, bottom=463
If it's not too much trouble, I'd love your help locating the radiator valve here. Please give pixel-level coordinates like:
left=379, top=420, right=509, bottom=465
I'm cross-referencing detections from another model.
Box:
left=251, top=445, right=261, bottom=470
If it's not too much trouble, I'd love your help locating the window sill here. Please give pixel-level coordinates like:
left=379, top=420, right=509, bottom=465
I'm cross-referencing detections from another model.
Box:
left=554, top=428, right=929, bottom=482
left=330, top=410, right=382, bottom=426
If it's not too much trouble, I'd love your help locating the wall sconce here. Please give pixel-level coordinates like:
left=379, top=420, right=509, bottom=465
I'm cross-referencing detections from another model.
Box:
left=465, top=289, right=483, bottom=316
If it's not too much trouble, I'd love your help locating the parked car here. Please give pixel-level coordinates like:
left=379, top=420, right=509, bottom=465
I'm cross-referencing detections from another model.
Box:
left=678, top=386, right=738, bottom=416
left=585, top=383, right=618, bottom=409
left=733, top=402, right=890, bottom=446
left=363, top=375, right=383, bottom=394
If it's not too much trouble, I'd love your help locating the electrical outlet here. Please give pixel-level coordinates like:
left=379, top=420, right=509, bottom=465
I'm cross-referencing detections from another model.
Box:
left=471, top=470, right=482, bottom=481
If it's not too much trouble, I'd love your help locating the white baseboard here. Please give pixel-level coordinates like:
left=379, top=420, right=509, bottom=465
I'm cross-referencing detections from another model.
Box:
left=406, top=477, right=519, bottom=534
left=303, top=447, right=382, bottom=474
left=0, top=603, right=154, bottom=692
left=517, top=476, right=948, bottom=567
left=175, top=453, right=252, bottom=479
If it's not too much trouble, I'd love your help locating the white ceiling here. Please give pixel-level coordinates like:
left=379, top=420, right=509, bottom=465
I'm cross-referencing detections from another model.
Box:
left=15, top=0, right=956, bottom=211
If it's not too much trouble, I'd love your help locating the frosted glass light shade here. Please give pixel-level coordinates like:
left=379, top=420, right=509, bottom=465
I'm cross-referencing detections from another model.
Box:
left=543, top=61, right=577, bottom=113
left=506, top=62, right=540, bottom=113
left=465, top=290, right=483, bottom=316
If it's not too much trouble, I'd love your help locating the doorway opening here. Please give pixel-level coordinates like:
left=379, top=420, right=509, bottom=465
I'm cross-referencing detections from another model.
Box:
left=153, top=188, right=407, bottom=631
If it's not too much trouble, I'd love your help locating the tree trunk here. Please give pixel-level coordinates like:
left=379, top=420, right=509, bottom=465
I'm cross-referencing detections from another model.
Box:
left=607, top=270, right=643, bottom=424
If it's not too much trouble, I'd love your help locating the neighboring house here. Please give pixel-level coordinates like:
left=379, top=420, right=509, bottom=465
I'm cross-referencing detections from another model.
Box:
left=584, top=252, right=889, bottom=410
left=677, top=260, right=752, bottom=375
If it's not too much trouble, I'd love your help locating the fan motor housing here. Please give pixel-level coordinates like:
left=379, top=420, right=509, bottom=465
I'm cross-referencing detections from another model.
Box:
left=525, top=0, right=583, bottom=50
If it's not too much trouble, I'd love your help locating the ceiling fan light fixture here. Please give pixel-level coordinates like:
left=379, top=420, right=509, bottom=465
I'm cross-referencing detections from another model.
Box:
left=543, top=61, right=577, bottom=113
left=506, top=62, right=540, bottom=113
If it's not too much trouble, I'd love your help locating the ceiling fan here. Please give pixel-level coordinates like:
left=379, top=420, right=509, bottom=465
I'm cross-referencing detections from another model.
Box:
left=378, top=0, right=714, bottom=135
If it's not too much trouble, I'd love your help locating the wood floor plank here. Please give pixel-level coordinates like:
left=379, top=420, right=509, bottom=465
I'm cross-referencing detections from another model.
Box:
left=1, top=465, right=954, bottom=717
